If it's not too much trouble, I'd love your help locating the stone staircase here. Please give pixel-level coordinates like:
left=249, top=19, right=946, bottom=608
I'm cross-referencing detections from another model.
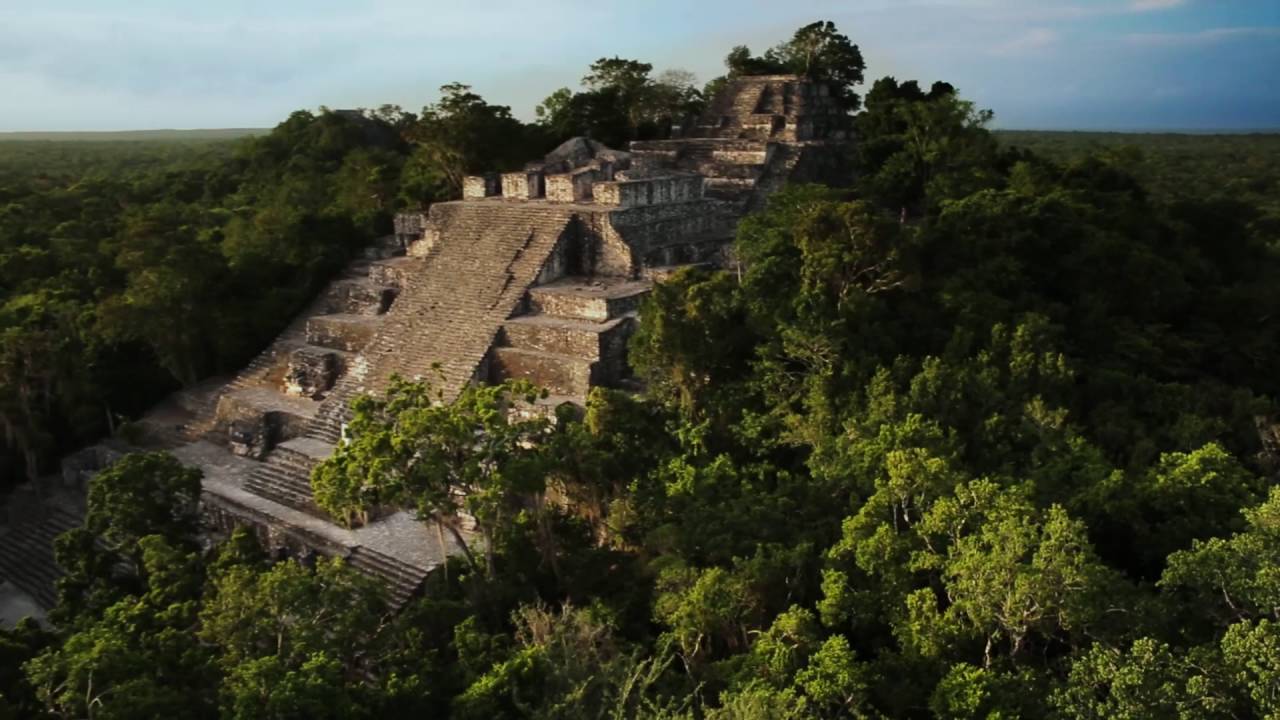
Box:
left=221, top=262, right=397, bottom=398
left=630, top=138, right=772, bottom=207
left=694, top=78, right=767, bottom=138
left=307, top=202, right=578, bottom=444
left=691, top=76, right=803, bottom=140
left=0, top=503, right=82, bottom=609
left=234, top=202, right=578, bottom=530
left=347, top=546, right=429, bottom=609
left=685, top=75, right=848, bottom=144
left=206, top=252, right=406, bottom=458
left=242, top=438, right=331, bottom=514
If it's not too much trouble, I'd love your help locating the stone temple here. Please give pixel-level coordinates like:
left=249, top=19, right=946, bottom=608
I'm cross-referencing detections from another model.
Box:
left=0, top=75, right=852, bottom=609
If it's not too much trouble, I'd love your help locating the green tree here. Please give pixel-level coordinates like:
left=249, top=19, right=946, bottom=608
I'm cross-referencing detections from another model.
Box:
left=199, top=556, right=388, bottom=720
left=722, top=22, right=866, bottom=111
left=26, top=535, right=215, bottom=719
left=53, top=451, right=202, bottom=623
left=406, top=83, right=537, bottom=198
left=312, top=377, right=554, bottom=579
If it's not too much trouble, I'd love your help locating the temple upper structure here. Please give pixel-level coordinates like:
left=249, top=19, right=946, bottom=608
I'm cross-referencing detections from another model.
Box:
left=2, top=75, right=854, bottom=610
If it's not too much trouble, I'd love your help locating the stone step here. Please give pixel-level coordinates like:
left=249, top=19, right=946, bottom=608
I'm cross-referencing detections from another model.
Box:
left=0, top=506, right=82, bottom=609
left=282, top=346, right=351, bottom=399
left=498, top=313, right=632, bottom=360
left=305, top=314, right=380, bottom=352
left=490, top=347, right=598, bottom=396
left=695, top=162, right=764, bottom=180
left=346, top=547, right=428, bottom=607
left=276, top=437, right=334, bottom=467
left=214, top=387, right=319, bottom=459
left=323, top=279, right=398, bottom=316
left=309, top=423, right=344, bottom=445
left=243, top=462, right=320, bottom=515
left=704, top=177, right=758, bottom=202
left=367, top=257, right=419, bottom=288
left=710, top=148, right=769, bottom=165
left=525, top=278, right=650, bottom=322
left=629, top=138, right=769, bottom=155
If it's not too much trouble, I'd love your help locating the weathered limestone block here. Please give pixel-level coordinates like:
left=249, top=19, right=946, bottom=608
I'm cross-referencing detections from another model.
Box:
left=305, top=315, right=378, bottom=352
left=501, top=171, right=545, bottom=200
left=226, top=416, right=271, bottom=459
left=326, top=280, right=396, bottom=315
left=571, top=210, right=635, bottom=277
left=393, top=211, right=427, bottom=244
left=546, top=167, right=598, bottom=203
left=712, top=149, right=769, bottom=164
left=463, top=173, right=501, bottom=199
left=284, top=346, right=343, bottom=399
left=214, top=390, right=316, bottom=459
left=499, top=315, right=637, bottom=386
left=367, top=259, right=411, bottom=288
left=408, top=224, right=442, bottom=258
left=592, top=175, right=703, bottom=208
left=604, top=199, right=735, bottom=268
left=502, top=317, right=604, bottom=357
left=526, top=279, right=650, bottom=322
left=545, top=174, right=576, bottom=203
left=490, top=347, right=597, bottom=396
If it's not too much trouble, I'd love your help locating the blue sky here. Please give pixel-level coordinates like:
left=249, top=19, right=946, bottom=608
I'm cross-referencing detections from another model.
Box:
left=1, top=0, right=1277, bottom=131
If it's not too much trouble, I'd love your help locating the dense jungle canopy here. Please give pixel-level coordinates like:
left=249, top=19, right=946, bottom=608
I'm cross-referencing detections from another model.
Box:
left=3, top=20, right=1280, bottom=720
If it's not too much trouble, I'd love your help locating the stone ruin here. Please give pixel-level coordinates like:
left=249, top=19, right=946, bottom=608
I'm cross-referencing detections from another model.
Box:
left=0, top=75, right=854, bottom=610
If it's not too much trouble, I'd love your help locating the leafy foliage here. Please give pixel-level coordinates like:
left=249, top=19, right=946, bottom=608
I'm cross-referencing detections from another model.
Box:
left=6, top=19, right=1280, bottom=720
left=536, top=59, right=706, bottom=147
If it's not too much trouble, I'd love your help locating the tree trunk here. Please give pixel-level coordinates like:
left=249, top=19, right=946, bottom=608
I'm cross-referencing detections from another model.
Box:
left=483, top=527, right=496, bottom=580
left=535, top=493, right=562, bottom=585
left=441, top=517, right=478, bottom=572
left=435, top=520, right=450, bottom=583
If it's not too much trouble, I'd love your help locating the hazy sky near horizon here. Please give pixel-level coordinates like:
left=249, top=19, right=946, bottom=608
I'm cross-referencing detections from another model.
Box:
left=1, top=0, right=1278, bottom=132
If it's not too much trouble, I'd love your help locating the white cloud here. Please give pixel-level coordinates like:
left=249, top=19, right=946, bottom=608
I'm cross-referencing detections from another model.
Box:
left=1127, top=26, right=1280, bottom=47
left=1129, top=0, right=1188, bottom=12
left=990, top=27, right=1058, bottom=56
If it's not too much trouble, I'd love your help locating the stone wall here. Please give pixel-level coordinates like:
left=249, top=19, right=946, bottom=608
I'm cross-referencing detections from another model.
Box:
left=546, top=168, right=598, bottom=203
left=305, top=316, right=377, bottom=352
left=202, top=492, right=348, bottom=560
left=574, top=211, right=635, bottom=277
left=688, top=74, right=851, bottom=141
left=393, top=212, right=428, bottom=246
left=604, top=200, right=734, bottom=268
left=283, top=347, right=344, bottom=399
left=462, top=174, right=501, bottom=200
left=502, top=171, right=545, bottom=200
left=213, top=393, right=312, bottom=459
left=593, top=174, right=703, bottom=208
